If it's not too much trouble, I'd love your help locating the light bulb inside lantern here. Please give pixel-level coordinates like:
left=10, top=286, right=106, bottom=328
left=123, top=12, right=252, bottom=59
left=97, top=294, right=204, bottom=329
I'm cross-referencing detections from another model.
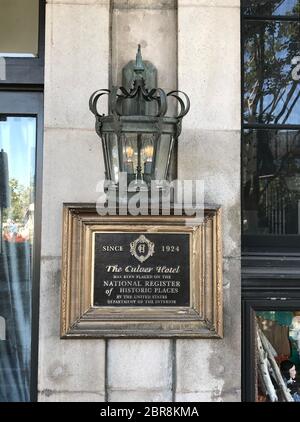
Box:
left=144, top=145, right=154, bottom=162
left=125, top=145, right=134, bottom=161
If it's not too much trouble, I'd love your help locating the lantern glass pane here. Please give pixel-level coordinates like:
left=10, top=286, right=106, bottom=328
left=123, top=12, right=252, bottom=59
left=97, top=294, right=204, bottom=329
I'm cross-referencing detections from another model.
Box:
left=106, top=133, right=119, bottom=184
left=154, top=134, right=174, bottom=181
left=102, top=132, right=174, bottom=187
left=120, top=133, right=156, bottom=186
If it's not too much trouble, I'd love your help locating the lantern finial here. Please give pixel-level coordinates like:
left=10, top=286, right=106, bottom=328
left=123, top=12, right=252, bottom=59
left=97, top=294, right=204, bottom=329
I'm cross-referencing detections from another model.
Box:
left=134, top=44, right=145, bottom=73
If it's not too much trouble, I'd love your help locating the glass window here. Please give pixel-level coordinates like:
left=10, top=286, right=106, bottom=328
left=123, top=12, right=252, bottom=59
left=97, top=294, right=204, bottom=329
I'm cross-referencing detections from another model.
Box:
left=243, top=0, right=300, bottom=17
left=243, top=129, right=300, bottom=235
left=242, top=2, right=300, bottom=245
left=0, top=0, right=39, bottom=57
left=0, top=116, right=36, bottom=402
left=244, top=20, right=300, bottom=125
left=255, top=310, right=300, bottom=402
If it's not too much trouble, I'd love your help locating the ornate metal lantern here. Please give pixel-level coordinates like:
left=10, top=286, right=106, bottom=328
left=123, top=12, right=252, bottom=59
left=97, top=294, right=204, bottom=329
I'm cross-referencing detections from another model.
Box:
left=89, top=45, right=190, bottom=190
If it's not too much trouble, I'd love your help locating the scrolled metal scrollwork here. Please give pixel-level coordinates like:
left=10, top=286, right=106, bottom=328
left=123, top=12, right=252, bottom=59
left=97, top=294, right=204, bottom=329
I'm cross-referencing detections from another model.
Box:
left=89, top=89, right=111, bottom=117
left=89, top=85, right=190, bottom=121
left=167, top=90, right=190, bottom=119
left=89, top=45, right=190, bottom=123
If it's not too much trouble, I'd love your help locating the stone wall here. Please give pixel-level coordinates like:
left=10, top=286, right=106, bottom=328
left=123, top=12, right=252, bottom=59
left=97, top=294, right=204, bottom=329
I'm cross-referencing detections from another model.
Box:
left=39, top=0, right=109, bottom=402
left=111, top=0, right=177, bottom=89
left=39, top=0, right=241, bottom=402
left=177, top=0, right=241, bottom=401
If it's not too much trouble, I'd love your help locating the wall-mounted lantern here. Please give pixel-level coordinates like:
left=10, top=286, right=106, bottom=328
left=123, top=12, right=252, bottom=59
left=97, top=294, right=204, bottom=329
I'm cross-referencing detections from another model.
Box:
left=89, top=45, right=190, bottom=190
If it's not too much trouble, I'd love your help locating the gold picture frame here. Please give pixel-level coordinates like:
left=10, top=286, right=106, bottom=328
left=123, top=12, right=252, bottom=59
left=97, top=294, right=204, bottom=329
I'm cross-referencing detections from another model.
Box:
left=61, top=204, right=223, bottom=338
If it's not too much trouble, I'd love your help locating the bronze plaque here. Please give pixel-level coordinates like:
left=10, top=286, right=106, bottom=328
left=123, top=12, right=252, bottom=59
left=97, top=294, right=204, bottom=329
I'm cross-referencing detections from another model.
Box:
left=61, top=205, right=223, bottom=339
left=93, top=232, right=190, bottom=307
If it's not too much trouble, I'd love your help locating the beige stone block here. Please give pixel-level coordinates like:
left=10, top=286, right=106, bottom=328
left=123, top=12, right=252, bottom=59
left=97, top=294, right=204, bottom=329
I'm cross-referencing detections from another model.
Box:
left=45, top=2, right=109, bottom=129
left=175, top=391, right=221, bottom=402
left=108, top=390, right=173, bottom=402
left=38, top=335, right=105, bottom=395
left=178, top=4, right=240, bottom=131
left=176, top=389, right=241, bottom=402
left=38, top=258, right=62, bottom=339
left=223, top=258, right=241, bottom=342
left=39, top=391, right=105, bottom=402
left=107, top=339, right=173, bottom=391
left=41, top=128, right=105, bottom=257
left=38, top=258, right=106, bottom=398
left=178, top=129, right=240, bottom=258
left=111, top=6, right=177, bottom=88
left=178, top=0, right=240, bottom=8
left=113, top=0, right=176, bottom=8
left=47, top=1, right=108, bottom=4
left=175, top=341, right=225, bottom=394
left=175, top=258, right=241, bottom=402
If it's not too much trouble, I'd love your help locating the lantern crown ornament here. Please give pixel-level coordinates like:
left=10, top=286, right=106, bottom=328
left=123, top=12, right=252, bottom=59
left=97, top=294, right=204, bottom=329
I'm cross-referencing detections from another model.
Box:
left=89, top=45, right=190, bottom=190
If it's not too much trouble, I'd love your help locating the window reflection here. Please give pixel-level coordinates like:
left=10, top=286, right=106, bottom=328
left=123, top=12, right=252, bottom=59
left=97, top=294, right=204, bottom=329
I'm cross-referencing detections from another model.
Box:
left=0, top=116, right=36, bottom=402
left=256, top=311, right=300, bottom=402
left=243, top=0, right=300, bottom=16
left=244, top=21, right=300, bottom=125
left=243, top=130, right=300, bottom=234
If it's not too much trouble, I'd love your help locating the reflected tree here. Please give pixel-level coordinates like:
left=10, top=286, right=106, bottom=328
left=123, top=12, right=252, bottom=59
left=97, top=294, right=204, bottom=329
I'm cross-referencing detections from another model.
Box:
left=243, top=1, right=300, bottom=234
left=244, top=17, right=300, bottom=124
left=3, top=179, right=32, bottom=224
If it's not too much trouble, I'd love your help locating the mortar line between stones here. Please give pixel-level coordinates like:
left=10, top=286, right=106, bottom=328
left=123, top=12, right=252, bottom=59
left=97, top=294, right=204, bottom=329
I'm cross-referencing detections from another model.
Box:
left=105, top=339, right=109, bottom=402
left=108, top=0, right=113, bottom=90
left=171, top=339, right=177, bottom=402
